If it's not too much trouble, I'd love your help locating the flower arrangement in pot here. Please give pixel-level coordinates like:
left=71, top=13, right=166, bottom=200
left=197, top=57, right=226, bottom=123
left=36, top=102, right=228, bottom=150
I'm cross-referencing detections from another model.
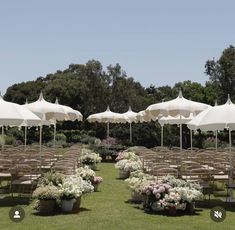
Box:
left=141, top=181, right=172, bottom=211
left=161, top=175, right=203, bottom=213
left=76, top=166, right=96, bottom=182
left=38, top=171, right=65, bottom=187
left=115, top=157, right=143, bottom=179
left=80, top=148, right=102, bottom=170
left=92, top=176, right=103, bottom=192
left=125, top=170, right=154, bottom=202
left=59, top=175, right=84, bottom=212
left=159, top=186, right=202, bottom=215
left=140, top=175, right=203, bottom=214
left=115, top=151, right=138, bottom=161
left=73, top=176, right=94, bottom=210
left=32, top=185, right=60, bottom=214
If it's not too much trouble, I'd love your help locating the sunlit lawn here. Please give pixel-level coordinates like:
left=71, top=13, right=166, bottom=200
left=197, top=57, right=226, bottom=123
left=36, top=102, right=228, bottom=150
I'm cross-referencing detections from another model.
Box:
left=1, top=163, right=235, bottom=230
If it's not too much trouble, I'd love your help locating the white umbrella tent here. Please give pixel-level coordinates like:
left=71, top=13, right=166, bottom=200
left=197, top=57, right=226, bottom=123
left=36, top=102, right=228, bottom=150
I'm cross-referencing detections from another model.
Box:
left=146, top=90, right=211, bottom=150
left=159, top=113, right=194, bottom=150
left=0, top=94, right=41, bottom=152
left=187, top=95, right=235, bottom=152
left=24, top=92, right=66, bottom=154
left=87, top=106, right=129, bottom=141
left=122, top=106, right=137, bottom=143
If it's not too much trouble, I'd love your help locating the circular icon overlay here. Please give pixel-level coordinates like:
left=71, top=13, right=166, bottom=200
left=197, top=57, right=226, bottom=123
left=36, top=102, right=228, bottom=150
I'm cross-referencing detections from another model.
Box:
left=9, top=206, right=25, bottom=223
left=210, top=206, right=226, bottom=223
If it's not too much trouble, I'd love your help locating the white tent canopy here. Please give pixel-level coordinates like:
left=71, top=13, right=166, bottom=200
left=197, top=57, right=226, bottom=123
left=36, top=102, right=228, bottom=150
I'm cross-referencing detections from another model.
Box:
left=158, top=113, right=194, bottom=126
left=0, top=95, right=41, bottom=127
left=159, top=113, right=194, bottom=150
left=87, top=106, right=129, bottom=140
left=122, top=106, right=137, bottom=143
left=187, top=96, right=235, bottom=151
left=24, top=92, right=67, bottom=154
left=136, top=110, right=153, bottom=123
left=0, top=95, right=41, bottom=152
left=24, top=92, right=66, bottom=121
left=146, top=90, right=211, bottom=150
left=55, top=98, right=83, bottom=122
left=146, top=90, right=211, bottom=119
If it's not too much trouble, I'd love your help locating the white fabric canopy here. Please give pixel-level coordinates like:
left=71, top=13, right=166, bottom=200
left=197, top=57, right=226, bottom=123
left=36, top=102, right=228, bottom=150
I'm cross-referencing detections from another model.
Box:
left=146, top=90, right=210, bottom=150
left=122, top=106, right=137, bottom=143
left=55, top=98, right=83, bottom=122
left=187, top=96, right=235, bottom=152
left=187, top=97, right=235, bottom=131
left=0, top=95, right=41, bottom=152
left=87, top=106, right=128, bottom=124
left=158, top=113, right=194, bottom=126
left=23, top=92, right=67, bottom=155
left=24, top=92, right=66, bottom=121
left=87, top=106, right=129, bottom=140
left=159, top=113, right=194, bottom=150
left=136, top=110, right=153, bottom=123
left=0, top=95, right=41, bottom=126
left=146, top=90, right=211, bottom=119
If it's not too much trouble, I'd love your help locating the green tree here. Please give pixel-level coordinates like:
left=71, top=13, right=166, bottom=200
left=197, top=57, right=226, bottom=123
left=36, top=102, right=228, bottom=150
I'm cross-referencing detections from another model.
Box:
left=205, top=45, right=235, bottom=103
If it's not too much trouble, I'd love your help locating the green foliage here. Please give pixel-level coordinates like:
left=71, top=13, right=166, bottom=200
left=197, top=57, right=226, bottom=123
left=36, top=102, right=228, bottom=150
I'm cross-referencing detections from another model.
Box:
left=38, top=171, right=65, bottom=187
left=6, top=127, right=24, bottom=141
left=55, top=133, right=67, bottom=142
left=4, top=135, right=16, bottom=146
left=80, top=135, right=97, bottom=145
left=3, top=45, right=235, bottom=149
left=205, top=45, right=235, bottom=103
left=32, top=185, right=61, bottom=200
left=61, top=130, right=82, bottom=142
left=46, top=140, right=71, bottom=148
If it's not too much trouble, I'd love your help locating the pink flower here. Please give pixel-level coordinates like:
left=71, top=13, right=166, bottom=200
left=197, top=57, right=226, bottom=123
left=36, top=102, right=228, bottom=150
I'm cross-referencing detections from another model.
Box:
left=93, top=176, right=103, bottom=184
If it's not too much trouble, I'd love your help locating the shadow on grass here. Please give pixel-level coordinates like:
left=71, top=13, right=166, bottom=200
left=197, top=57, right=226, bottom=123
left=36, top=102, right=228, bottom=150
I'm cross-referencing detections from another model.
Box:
left=101, top=160, right=116, bottom=164
left=125, top=199, right=142, bottom=204
left=0, top=196, right=31, bottom=207
left=32, top=207, right=92, bottom=217
left=131, top=205, right=202, bottom=217
left=196, top=199, right=235, bottom=212
left=142, top=209, right=201, bottom=217
left=126, top=198, right=235, bottom=216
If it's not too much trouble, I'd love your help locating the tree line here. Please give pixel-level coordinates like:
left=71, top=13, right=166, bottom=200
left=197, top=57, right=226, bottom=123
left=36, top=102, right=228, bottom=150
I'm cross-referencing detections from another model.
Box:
left=4, top=45, right=235, bottom=148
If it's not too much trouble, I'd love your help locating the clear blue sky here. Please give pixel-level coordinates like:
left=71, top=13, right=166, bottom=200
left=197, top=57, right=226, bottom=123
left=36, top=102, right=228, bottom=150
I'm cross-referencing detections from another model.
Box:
left=1, top=0, right=235, bottom=94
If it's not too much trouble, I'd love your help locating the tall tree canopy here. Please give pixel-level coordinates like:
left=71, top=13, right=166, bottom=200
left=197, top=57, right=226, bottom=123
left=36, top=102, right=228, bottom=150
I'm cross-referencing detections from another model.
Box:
left=4, top=45, right=235, bottom=147
left=205, top=45, right=235, bottom=103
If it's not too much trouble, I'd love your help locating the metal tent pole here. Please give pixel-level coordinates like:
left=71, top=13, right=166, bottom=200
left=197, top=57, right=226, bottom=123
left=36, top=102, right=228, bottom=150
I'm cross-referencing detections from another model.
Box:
left=129, top=123, right=132, bottom=143
left=215, top=130, right=218, bottom=152
left=24, top=126, right=27, bottom=152
left=190, top=129, right=193, bottom=152
left=1, top=126, right=4, bottom=153
left=53, top=121, right=56, bottom=147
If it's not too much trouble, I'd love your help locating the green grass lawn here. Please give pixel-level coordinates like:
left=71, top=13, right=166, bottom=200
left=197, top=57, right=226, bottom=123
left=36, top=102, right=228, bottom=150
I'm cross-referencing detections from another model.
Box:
left=1, top=163, right=235, bottom=230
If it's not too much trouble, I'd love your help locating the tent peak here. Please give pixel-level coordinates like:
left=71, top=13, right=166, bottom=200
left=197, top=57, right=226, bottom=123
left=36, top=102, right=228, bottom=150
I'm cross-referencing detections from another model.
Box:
left=226, top=94, right=233, bottom=105
left=38, top=91, right=45, bottom=101
left=214, top=100, right=218, bottom=106
left=178, top=89, right=183, bottom=98
left=25, top=98, right=28, bottom=104
left=106, top=106, right=110, bottom=111
left=55, top=98, right=59, bottom=104
left=128, top=106, right=132, bottom=112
